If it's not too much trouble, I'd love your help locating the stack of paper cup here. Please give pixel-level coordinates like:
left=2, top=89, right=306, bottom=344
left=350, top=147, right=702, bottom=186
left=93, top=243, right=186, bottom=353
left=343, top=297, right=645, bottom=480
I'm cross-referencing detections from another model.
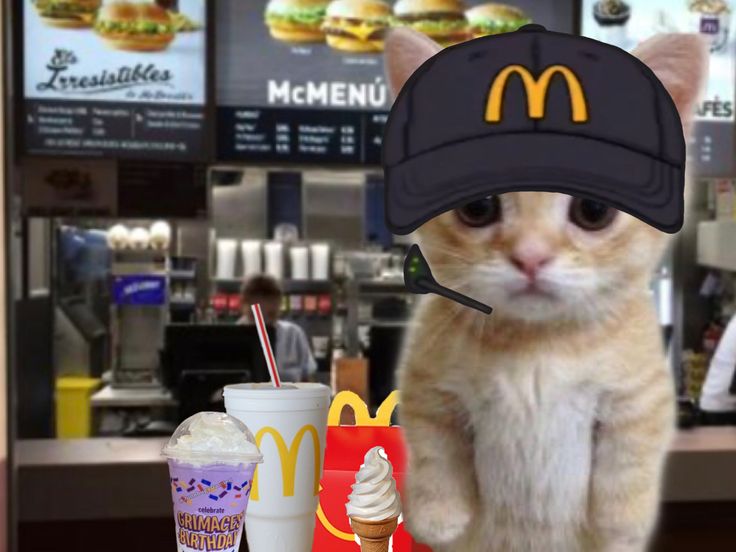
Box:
left=241, top=240, right=263, bottom=278
left=290, top=246, right=309, bottom=280
left=216, top=239, right=238, bottom=280
left=310, top=244, right=330, bottom=280
left=264, top=242, right=284, bottom=280
left=224, top=383, right=331, bottom=552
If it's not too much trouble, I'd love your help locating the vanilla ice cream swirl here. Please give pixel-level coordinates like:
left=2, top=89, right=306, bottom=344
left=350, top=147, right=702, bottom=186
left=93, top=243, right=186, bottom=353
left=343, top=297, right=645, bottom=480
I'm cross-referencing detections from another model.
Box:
left=346, top=446, right=402, bottom=521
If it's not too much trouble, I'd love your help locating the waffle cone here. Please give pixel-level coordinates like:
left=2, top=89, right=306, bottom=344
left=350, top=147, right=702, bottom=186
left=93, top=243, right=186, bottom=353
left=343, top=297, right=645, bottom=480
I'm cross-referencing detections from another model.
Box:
left=350, top=516, right=399, bottom=552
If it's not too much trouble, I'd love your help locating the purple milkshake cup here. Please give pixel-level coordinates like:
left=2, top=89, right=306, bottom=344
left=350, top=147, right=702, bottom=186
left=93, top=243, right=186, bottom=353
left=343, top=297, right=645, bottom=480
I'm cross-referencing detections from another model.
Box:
left=162, top=412, right=263, bottom=552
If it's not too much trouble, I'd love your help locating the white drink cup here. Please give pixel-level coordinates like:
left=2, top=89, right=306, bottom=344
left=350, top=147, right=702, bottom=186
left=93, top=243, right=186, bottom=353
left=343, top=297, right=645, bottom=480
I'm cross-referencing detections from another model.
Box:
left=224, top=383, right=331, bottom=552
left=264, top=242, right=284, bottom=280
left=290, top=246, right=309, bottom=280
left=241, top=240, right=263, bottom=277
left=309, top=244, right=330, bottom=280
left=216, top=239, right=238, bottom=280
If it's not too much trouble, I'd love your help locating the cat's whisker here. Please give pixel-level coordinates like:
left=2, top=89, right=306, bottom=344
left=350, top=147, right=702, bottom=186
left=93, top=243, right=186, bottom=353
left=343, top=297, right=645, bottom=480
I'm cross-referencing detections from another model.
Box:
left=420, top=244, right=478, bottom=264
left=438, top=276, right=474, bottom=294
left=416, top=304, right=466, bottom=349
left=474, top=309, right=488, bottom=358
left=429, top=258, right=477, bottom=272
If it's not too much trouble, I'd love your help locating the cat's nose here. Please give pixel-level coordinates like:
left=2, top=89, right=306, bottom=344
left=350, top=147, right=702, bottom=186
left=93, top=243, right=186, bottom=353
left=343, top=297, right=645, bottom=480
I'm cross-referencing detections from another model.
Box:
left=509, top=252, right=552, bottom=280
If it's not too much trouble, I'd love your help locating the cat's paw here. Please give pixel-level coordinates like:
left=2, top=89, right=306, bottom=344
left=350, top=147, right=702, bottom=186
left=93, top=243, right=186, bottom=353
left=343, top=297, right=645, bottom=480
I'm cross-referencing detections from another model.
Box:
left=405, top=494, right=473, bottom=545
left=596, top=534, right=647, bottom=552
left=598, top=543, right=643, bottom=552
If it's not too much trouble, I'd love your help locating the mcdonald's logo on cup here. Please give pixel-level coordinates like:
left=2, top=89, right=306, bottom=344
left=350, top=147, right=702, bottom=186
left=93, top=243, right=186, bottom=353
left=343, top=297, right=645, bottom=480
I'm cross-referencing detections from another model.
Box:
left=251, top=424, right=321, bottom=501
left=485, top=64, right=589, bottom=124
left=223, top=383, right=331, bottom=552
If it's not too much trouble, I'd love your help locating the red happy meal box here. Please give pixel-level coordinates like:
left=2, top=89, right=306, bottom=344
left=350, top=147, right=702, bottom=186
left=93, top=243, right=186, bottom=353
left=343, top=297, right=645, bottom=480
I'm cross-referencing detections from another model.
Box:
left=314, top=391, right=433, bottom=552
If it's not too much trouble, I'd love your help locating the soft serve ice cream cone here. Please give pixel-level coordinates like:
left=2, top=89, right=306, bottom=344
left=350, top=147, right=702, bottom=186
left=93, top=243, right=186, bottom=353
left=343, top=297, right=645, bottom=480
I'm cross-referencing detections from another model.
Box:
left=346, top=446, right=402, bottom=552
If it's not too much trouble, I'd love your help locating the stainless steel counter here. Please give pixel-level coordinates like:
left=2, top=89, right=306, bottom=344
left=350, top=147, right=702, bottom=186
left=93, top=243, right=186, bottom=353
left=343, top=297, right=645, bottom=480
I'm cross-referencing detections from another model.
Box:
left=16, top=427, right=736, bottom=522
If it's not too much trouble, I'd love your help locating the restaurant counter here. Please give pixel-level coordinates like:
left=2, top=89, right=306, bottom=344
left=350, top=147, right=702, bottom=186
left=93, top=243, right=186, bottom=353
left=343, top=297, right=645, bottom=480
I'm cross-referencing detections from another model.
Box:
left=16, top=427, right=736, bottom=523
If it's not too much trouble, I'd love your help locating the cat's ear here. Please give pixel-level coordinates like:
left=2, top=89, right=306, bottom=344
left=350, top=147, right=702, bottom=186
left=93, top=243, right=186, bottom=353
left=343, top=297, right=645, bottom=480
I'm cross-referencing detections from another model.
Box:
left=385, top=28, right=441, bottom=99
left=632, top=34, right=708, bottom=136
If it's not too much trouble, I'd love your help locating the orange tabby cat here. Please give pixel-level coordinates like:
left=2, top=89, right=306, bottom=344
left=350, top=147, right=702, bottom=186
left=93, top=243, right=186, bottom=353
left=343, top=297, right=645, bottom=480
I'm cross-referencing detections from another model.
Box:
left=385, top=29, right=707, bottom=552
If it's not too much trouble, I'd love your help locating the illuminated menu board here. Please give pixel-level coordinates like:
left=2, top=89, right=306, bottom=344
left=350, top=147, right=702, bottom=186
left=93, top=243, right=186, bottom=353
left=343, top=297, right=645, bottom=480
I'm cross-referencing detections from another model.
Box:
left=216, top=0, right=574, bottom=165
left=22, top=0, right=209, bottom=160
left=581, top=0, right=735, bottom=176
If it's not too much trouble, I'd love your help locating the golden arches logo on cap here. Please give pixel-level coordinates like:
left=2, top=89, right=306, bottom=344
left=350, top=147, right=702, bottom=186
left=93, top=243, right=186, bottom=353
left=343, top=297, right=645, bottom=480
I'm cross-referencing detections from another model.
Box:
left=485, top=64, right=589, bottom=123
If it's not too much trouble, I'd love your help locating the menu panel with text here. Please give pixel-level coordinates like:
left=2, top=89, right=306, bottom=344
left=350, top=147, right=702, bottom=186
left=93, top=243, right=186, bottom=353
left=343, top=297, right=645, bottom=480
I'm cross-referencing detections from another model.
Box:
left=581, top=0, right=735, bottom=177
left=216, top=0, right=574, bottom=165
left=23, top=0, right=209, bottom=160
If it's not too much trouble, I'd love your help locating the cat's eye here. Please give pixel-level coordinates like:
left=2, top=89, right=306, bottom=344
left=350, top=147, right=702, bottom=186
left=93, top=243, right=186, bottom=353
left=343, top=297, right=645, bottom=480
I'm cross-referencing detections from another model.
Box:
left=569, top=198, right=617, bottom=231
left=455, top=196, right=502, bottom=228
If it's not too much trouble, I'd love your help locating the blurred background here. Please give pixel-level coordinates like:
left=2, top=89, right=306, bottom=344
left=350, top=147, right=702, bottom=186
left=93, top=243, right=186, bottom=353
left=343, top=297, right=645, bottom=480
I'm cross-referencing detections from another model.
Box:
left=1, top=0, right=736, bottom=550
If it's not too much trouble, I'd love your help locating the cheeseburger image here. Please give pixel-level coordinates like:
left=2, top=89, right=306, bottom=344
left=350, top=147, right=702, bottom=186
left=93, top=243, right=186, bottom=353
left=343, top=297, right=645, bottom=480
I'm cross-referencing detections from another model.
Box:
left=323, top=0, right=392, bottom=53
left=265, top=0, right=331, bottom=42
left=465, top=3, right=530, bottom=38
left=94, top=2, right=175, bottom=52
left=392, top=0, right=469, bottom=47
left=34, top=0, right=101, bottom=28
left=593, top=0, right=631, bottom=27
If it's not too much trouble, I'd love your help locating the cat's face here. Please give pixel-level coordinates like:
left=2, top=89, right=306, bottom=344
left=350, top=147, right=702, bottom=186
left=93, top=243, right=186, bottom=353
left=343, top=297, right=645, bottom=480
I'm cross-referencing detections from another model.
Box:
left=385, top=29, right=708, bottom=323
left=419, top=192, right=667, bottom=323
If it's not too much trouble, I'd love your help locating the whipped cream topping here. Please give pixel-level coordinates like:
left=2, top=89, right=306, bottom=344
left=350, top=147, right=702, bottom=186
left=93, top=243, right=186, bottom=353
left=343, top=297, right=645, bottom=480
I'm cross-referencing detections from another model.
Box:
left=346, top=446, right=402, bottom=521
left=163, top=412, right=262, bottom=467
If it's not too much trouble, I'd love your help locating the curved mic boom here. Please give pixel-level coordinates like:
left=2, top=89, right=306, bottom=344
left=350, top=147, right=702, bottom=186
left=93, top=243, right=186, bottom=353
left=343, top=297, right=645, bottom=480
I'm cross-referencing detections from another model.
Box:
left=404, top=244, right=493, bottom=315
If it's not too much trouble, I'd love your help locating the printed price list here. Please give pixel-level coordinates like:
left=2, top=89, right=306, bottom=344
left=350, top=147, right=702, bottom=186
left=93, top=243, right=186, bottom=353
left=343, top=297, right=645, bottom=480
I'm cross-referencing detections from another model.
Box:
left=218, top=107, right=386, bottom=165
left=24, top=99, right=207, bottom=160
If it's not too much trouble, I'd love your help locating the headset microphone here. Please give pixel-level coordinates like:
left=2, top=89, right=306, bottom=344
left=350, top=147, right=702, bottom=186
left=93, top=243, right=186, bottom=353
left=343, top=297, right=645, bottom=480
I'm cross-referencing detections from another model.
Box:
left=404, top=245, right=493, bottom=315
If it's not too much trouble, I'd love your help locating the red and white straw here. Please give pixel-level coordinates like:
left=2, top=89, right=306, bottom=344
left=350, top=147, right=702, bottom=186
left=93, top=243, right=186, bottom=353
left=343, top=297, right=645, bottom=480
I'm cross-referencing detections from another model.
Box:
left=251, top=304, right=281, bottom=388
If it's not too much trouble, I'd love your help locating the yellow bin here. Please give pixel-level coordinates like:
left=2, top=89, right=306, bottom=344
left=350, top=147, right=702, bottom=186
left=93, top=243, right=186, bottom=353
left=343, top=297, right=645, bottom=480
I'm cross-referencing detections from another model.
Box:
left=55, top=377, right=101, bottom=438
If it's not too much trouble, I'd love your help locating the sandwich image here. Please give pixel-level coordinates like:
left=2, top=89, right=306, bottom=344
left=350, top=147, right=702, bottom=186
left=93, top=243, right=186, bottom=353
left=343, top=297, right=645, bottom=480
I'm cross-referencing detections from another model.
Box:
left=688, top=0, right=731, bottom=52
left=592, top=0, right=631, bottom=27
left=169, top=11, right=202, bottom=32
left=34, top=0, right=101, bottom=28
left=94, top=1, right=175, bottom=52
left=322, top=0, right=392, bottom=53
left=688, top=0, right=731, bottom=14
left=45, top=169, right=93, bottom=201
left=392, top=0, right=469, bottom=47
left=465, top=3, right=530, bottom=38
left=265, top=0, right=331, bottom=42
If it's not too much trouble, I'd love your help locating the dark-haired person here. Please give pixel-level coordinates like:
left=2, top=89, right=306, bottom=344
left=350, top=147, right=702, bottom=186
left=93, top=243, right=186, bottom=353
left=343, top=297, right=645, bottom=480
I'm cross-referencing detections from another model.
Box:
left=237, top=274, right=317, bottom=382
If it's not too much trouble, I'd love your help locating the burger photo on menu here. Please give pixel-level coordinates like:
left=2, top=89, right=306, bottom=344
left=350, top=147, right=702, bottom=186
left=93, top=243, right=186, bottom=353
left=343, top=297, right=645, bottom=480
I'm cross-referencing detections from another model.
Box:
left=392, top=0, right=469, bottom=47
left=465, top=3, right=530, bottom=38
left=264, top=0, right=331, bottom=43
left=23, top=0, right=208, bottom=160
left=94, top=2, right=176, bottom=52
left=24, top=0, right=206, bottom=107
left=322, top=0, right=392, bottom=52
left=217, top=1, right=574, bottom=165
left=592, top=0, right=631, bottom=27
left=33, top=0, right=101, bottom=28
left=687, top=0, right=731, bottom=53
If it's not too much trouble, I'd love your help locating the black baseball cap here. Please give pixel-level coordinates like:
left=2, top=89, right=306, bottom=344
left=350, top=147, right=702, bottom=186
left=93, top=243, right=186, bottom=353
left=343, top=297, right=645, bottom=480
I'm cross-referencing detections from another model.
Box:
left=383, top=24, right=686, bottom=234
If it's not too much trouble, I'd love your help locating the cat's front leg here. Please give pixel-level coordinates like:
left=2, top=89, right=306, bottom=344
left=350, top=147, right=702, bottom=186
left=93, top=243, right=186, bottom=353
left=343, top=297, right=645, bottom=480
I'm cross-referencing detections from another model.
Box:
left=401, top=379, right=478, bottom=547
left=589, top=367, right=675, bottom=552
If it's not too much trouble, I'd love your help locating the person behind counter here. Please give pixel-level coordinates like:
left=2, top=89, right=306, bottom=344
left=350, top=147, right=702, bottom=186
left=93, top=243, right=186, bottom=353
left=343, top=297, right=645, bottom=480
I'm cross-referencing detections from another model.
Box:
left=238, top=274, right=317, bottom=382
